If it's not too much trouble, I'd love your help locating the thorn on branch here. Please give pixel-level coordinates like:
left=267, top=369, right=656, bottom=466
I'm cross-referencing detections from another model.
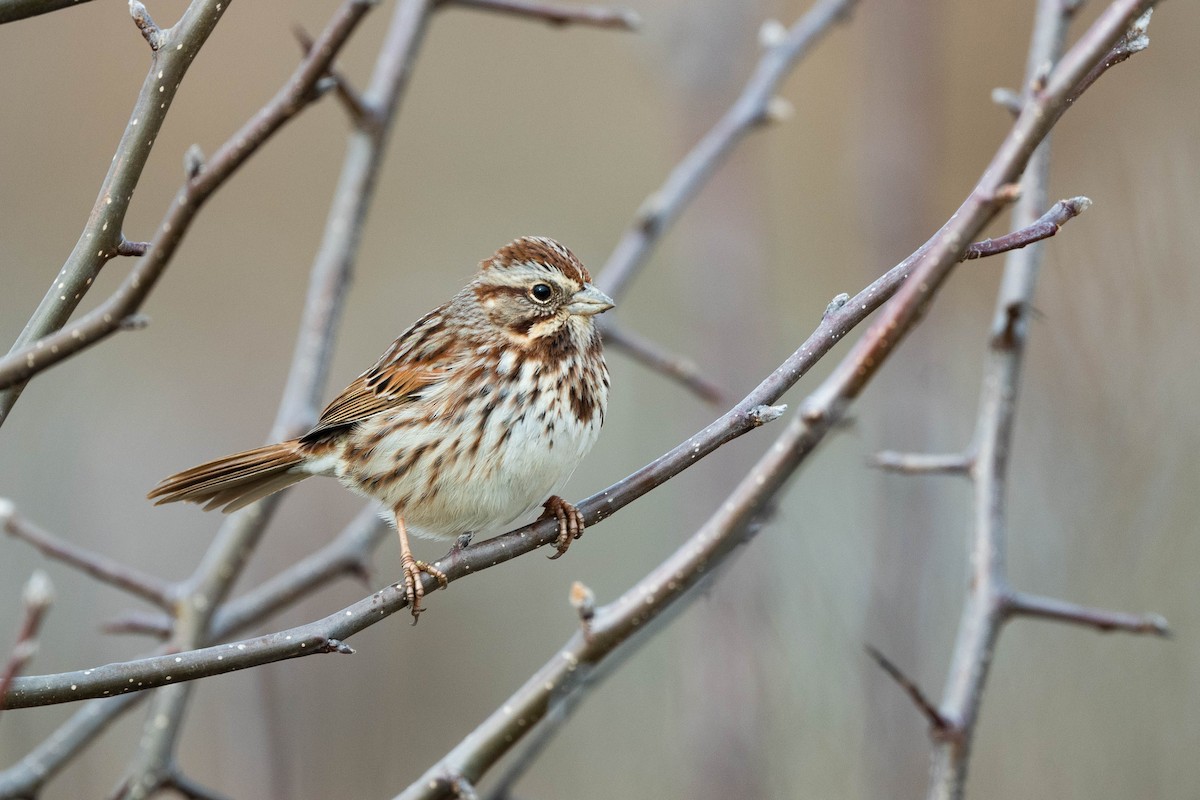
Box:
left=129, top=1, right=164, bottom=50
left=865, top=644, right=953, bottom=737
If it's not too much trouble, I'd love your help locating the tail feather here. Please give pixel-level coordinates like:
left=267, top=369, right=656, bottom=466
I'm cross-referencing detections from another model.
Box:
left=148, top=441, right=308, bottom=513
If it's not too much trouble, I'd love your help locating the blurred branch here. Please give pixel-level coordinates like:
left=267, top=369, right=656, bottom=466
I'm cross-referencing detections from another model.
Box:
left=0, top=0, right=374, bottom=404
left=0, top=0, right=232, bottom=427
left=0, top=193, right=1104, bottom=710
left=444, top=0, right=640, bottom=30
left=396, top=2, right=1163, bottom=795
left=0, top=571, right=53, bottom=720
left=0, top=694, right=146, bottom=797
left=112, top=2, right=430, bottom=796
left=0, top=0, right=94, bottom=24
left=593, top=0, right=858, bottom=301
left=864, top=645, right=950, bottom=734
left=1006, top=591, right=1169, bottom=635
left=839, top=3, right=1165, bottom=799
left=2, top=503, right=172, bottom=609
left=600, top=323, right=725, bottom=404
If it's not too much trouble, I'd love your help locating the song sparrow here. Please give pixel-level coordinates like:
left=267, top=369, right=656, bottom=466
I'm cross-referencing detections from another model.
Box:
left=149, top=236, right=613, bottom=618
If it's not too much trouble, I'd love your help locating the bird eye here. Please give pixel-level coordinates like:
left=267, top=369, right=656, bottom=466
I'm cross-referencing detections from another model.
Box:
left=529, top=283, right=553, bottom=303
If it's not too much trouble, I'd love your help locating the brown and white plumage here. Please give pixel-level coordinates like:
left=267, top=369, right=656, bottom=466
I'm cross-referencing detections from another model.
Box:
left=149, top=236, right=613, bottom=617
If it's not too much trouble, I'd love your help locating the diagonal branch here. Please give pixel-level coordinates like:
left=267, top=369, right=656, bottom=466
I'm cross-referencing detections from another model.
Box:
left=593, top=0, right=859, bottom=302
left=865, top=645, right=951, bottom=734
left=0, top=571, right=54, bottom=719
left=1005, top=591, right=1170, bottom=636
left=0, top=0, right=232, bottom=427
left=600, top=323, right=725, bottom=404
left=0, top=0, right=376, bottom=399
left=443, top=0, right=639, bottom=30
left=2, top=502, right=172, bottom=609
left=0, top=0, right=95, bottom=25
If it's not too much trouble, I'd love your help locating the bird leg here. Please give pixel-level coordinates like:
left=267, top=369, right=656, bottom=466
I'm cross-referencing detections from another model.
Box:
left=542, top=495, right=585, bottom=560
left=394, top=511, right=448, bottom=622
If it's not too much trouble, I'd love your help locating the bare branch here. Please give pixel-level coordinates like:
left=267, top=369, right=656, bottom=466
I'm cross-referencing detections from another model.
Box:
left=293, top=24, right=374, bottom=129
left=962, top=196, right=1091, bottom=260
left=0, top=0, right=375, bottom=399
left=166, top=769, right=234, bottom=800
left=102, top=611, right=173, bottom=639
left=0, top=0, right=233, bottom=427
left=444, top=0, right=639, bottom=30
left=0, top=694, right=147, bottom=796
left=2, top=502, right=172, bottom=608
left=865, top=645, right=951, bottom=734
left=0, top=0, right=94, bottom=24
left=128, top=1, right=163, bottom=50
left=0, top=571, right=54, bottom=718
left=923, top=4, right=1160, bottom=800
left=600, top=323, right=725, bottom=404
left=593, top=0, right=860, bottom=301
left=871, top=451, right=975, bottom=476
left=1006, top=591, right=1170, bottom=636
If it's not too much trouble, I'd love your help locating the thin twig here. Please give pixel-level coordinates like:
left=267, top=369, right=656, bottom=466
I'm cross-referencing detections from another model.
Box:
left=0, top=571, right=54, bottom=719
left=0, top=190, right=1100, bottom=710
left=396, top=4, right=1160, bottom=794
left=0, top=0, right=232, bottom=427
left=921, top=5, right=1161, bottom=800
left=1005, top=591, right=1170, bottom=636
left=864, top=645, right=951, bottom=734
left=2, top=503, right=172, bottom=609
left=0, top=0, right=95, bottom=24
left=112, top=2, right=433, bottom=797
left=594, top=0, right=859, bottom=302
left=0, top=0, right=376, bottom=397
left=444, top=0, right=639, bottom=30
left=962, top=196, right=1091, bottom=260
left=600, top=323, right=725, bottom=404
left=871, top=451, right=975, bottom=476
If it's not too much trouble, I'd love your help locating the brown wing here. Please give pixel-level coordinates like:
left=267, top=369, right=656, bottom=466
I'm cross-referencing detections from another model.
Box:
left=300, top=310, right=457, bottom=444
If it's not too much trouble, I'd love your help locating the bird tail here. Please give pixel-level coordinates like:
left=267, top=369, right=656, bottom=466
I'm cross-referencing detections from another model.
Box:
left=148, top=441, right=308, bottom=513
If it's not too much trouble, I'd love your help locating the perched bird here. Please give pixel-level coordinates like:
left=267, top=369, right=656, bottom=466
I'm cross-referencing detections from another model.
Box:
left=149, top=237, right=614, bottom=618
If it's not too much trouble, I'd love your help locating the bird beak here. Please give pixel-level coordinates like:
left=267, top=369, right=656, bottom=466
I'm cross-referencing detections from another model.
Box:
left=566, top=284, right=615, bottom=317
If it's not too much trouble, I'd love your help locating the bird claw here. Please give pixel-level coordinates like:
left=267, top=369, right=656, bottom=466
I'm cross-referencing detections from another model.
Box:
left=399, top=555, right=448, bottom=623
left=542, top=496, right=585, bottom=560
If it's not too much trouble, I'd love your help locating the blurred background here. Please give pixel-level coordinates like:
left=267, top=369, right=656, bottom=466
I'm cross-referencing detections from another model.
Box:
left=1, top=0, right=1197, bottom=797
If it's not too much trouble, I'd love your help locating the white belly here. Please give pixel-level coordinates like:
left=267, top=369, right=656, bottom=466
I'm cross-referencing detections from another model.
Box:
left=312, top=358, right=606, bottom=540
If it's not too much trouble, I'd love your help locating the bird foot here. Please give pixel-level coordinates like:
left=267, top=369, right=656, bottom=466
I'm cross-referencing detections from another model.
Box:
left=542, top=495, right=585, bottom=560
left=399, top=554, right=448, bottom=623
